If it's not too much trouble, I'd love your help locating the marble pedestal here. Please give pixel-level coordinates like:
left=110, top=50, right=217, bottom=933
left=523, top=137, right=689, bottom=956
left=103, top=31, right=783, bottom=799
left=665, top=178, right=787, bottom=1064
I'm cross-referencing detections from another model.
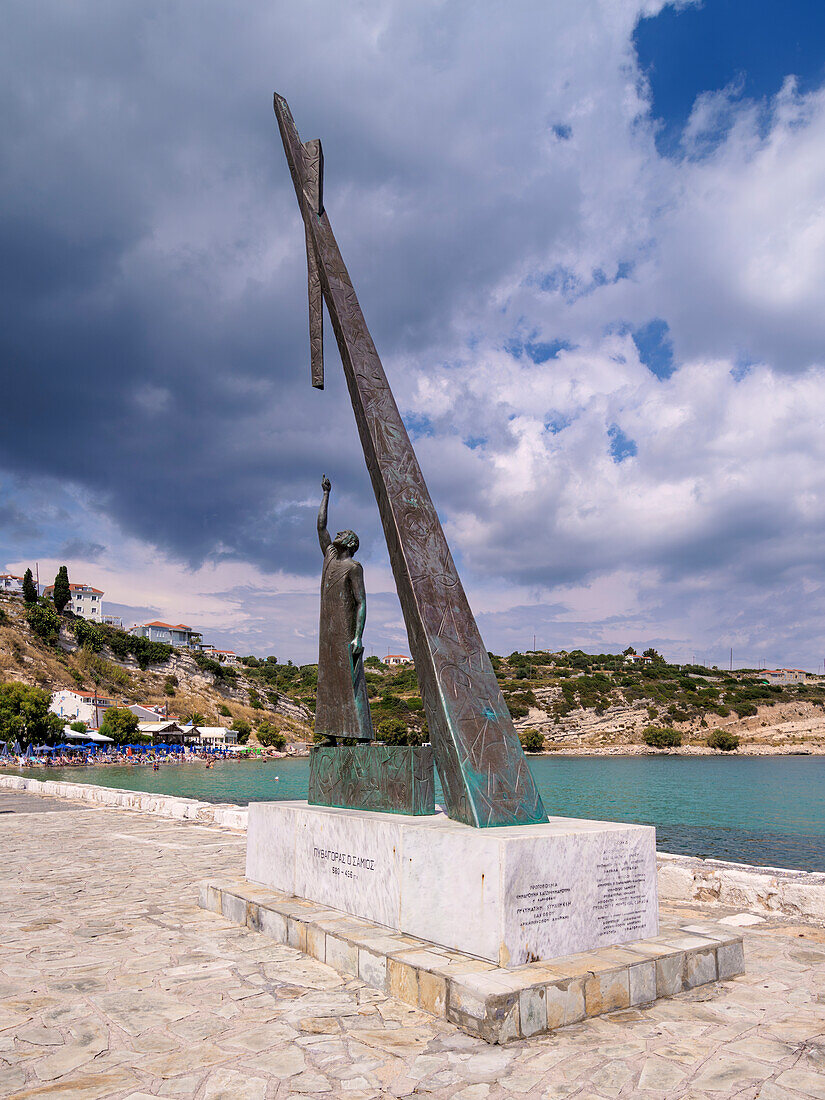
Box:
left=246, top=801, right=658, bottom=967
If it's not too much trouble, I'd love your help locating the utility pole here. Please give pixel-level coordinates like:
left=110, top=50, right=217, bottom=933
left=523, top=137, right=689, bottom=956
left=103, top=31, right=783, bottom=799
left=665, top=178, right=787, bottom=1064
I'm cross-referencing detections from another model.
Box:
left=730, top=648, right=733, bottom=673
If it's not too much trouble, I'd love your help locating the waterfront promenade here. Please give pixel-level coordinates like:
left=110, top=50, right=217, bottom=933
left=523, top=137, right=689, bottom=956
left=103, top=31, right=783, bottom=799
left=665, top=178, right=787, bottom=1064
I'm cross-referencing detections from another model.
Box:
left=1, top=789, right=823, bottom=1099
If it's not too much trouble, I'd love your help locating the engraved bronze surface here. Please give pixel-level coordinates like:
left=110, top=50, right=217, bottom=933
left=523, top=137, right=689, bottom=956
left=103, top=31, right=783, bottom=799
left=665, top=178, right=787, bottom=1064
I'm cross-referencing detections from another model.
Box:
left=309, top=744, right=435, bottom=816
left=274, top=94, right=547, bottom=828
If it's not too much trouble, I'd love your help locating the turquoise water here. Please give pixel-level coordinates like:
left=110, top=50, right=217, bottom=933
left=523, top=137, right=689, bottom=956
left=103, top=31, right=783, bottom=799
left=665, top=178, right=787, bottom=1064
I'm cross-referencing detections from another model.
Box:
left=11, top=755, right=825, bottom=872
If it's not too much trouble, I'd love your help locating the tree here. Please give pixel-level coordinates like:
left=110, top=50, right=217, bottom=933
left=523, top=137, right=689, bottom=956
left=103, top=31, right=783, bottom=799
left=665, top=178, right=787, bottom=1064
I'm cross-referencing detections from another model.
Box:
left=622, top=646, right=636, bottom=656
left=0, top=682, right=64, bottom=745
left=519, top=728, right=545, bottom=752
left=52, top=566, right=71, bottom=614
left=99, top=707, right=140, bottom=744
left=256, top=721, right=286, bottom=750
left=22, top=568, right=37, bottom=604
left=231, top=717, right=251, bottom=744
left=189, top=711, right=205, bottom=726
left=642, top=648, right=663, bottom=662
left=375, top=716, right=424, bottom=746
left=69, top=720, right=87, bottom=733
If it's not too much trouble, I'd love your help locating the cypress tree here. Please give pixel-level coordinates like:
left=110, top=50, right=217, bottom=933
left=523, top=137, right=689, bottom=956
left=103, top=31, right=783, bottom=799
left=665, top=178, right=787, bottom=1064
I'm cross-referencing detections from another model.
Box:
left=22, top=568, right=37, bottom=604
left=52, top=566, right=71, bottom=614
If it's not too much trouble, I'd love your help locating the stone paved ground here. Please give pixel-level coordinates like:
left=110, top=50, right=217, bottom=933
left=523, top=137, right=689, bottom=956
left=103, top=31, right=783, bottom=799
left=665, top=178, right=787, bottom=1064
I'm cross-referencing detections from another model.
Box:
left=1, top=790, right=823, bottom=1100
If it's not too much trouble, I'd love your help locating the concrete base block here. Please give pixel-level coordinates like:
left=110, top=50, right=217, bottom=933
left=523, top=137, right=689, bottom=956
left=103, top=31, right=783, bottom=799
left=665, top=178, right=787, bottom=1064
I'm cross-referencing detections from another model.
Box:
left=198, top=876, right=744, bottom=1044
left=246, top=800, right=659, bottom=967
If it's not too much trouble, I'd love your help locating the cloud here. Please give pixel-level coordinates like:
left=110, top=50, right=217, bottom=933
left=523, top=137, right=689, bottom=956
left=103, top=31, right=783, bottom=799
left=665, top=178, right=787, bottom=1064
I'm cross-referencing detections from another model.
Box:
left=1, top=1, right=824, bottom=668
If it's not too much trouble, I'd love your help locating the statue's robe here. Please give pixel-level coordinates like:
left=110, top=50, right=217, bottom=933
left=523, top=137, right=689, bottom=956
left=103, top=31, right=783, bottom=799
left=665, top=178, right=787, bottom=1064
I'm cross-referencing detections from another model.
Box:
left=315, top=546, right=374, bottom=742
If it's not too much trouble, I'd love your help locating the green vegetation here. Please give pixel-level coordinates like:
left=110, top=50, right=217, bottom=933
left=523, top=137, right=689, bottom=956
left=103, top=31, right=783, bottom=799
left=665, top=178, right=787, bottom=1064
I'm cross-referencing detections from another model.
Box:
left=69, top=720, right=87, bottom=733
left=519, top=728, right=545, bottom=752
left=707, top=729, right=740, bottom=752
left=0, top=682, right=64, bottom=744
left=256, top=721, right=286, bottom=750
left=25, top=601, right=61, bottom=645
left=193, top=651, right=237, bottom=684
left=52, top=566, right=70, bottom=614
left=72, top=618, right=173, bottom=669
left=376, top=716, right=425, bottom=746
left=99, top=707, right=141, bottom=744
left=22, top=568, right=37, bottom=604
left=642, top=726, right=683, bottom=749
left=231, top=717, right=251, bottom=744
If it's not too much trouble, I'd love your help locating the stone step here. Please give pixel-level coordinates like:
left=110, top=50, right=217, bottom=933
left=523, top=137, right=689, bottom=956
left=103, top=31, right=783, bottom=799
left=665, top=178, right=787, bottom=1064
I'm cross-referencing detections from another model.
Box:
left=199, top=876, right=744, bottom=1044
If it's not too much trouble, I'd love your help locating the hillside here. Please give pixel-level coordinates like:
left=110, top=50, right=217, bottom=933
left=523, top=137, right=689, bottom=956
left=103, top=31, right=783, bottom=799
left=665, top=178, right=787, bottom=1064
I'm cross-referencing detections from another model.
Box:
left=0, top=594, right=313, bottom=745
left=495, top=650, right=825, bottom=754
left=3, top=591, right=824, bottom=754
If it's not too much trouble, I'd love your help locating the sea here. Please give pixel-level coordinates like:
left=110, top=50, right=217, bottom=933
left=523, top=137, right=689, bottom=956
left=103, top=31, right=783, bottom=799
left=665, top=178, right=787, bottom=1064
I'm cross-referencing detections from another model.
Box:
left=10, top=753, right=825, bottom=872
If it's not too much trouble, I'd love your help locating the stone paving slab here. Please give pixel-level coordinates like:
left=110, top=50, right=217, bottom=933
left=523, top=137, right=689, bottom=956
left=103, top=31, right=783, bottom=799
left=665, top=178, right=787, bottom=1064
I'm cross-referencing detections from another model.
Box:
left=0, top=787, right=100, bottom=813
left=1, top=800, right=824, bottom=1098
left=199, top=877, right=744, bottom=1043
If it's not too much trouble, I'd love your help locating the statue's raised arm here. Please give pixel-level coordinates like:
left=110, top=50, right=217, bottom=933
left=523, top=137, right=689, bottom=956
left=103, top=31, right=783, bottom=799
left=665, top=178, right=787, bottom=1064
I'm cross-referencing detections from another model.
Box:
left=317, top=475, right=332, bottom=554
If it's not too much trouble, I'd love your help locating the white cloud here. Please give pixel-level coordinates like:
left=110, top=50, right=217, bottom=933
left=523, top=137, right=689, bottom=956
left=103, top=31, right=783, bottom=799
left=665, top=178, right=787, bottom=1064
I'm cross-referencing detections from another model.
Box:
left=2, top=1, right=825, bottom=669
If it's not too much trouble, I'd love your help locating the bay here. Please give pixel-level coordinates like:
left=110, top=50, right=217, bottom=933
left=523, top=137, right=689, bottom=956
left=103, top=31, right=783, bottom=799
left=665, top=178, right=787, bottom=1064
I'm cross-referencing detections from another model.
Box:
left=11, top=753, right=825, bottom=872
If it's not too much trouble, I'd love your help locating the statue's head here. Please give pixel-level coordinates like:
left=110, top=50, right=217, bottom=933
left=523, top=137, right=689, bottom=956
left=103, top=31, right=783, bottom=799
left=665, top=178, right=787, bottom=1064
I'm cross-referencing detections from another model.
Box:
left=333, top=529, right=359, bottom=554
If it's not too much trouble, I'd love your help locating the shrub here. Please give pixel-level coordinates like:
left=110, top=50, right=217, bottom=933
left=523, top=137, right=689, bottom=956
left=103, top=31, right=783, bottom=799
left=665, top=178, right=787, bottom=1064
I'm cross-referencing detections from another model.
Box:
left=256, top=721, right=287, bottom=750
left=376, top=717, right=424, bottom=746
left=248, top=688, right=263, bottom=710
left=642, top=726, right=683, bottom=749
left=26, top=602, right=61, bottom=645
left=707, top=729, right=739, bottom=752
left=507, top=702, right=529, bottom=719
left=218, top=704, right=231, bottom=717
left=69, top=720, right=87, bottom=733
left=519, top=728, right=545, bottom=752
left=732, top=702, right=757, bottom=718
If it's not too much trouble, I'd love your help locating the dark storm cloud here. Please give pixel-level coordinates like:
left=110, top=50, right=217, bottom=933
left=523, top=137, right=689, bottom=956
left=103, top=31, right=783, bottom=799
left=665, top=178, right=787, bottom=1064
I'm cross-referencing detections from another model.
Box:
left=59, top=539, right=106, bottom=561
left=3, top=1, right=825, bottom=669
left=0, top=0, right=598, bottom=578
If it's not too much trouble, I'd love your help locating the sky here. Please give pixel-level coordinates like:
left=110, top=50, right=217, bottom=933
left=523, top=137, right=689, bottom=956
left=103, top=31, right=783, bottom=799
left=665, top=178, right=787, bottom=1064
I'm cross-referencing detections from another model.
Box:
left=2, top=0, right=825, bottom=670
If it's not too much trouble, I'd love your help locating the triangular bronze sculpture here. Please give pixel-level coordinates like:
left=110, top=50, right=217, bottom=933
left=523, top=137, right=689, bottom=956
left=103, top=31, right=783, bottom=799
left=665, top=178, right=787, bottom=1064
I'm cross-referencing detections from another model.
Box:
left=274, top=94, right=547, bottom=827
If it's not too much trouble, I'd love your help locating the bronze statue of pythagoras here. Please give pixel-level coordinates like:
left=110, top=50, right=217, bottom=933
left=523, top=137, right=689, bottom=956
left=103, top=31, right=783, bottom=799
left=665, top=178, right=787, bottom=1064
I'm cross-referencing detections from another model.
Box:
left=315, top=475, right=375, bottom=744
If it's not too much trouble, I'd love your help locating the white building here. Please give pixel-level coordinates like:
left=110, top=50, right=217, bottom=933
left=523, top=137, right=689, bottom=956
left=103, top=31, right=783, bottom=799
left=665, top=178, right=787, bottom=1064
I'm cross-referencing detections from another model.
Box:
left=42, top=582, right=104, bottom=619
left=129, top=621, right=203, bottom=649
left=384, top=654, right=413, bottom=667
left=128, top=703, right=170, bottom=721
left=624, top=653, right=652, bottom=665
left=200, top=646, right=240, bottom=666
left=194, top=726, right=238, bottom=747
left=0, top=573, right=26, bottom=596
left=50, top=689, right=113, bottom=727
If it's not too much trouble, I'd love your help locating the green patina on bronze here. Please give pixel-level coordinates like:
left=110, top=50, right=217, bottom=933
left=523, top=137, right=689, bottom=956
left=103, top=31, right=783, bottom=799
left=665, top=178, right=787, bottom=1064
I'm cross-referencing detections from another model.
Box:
left=308, top=745, right=436, bottom=816
left=274, top=94, right=547, bottom=828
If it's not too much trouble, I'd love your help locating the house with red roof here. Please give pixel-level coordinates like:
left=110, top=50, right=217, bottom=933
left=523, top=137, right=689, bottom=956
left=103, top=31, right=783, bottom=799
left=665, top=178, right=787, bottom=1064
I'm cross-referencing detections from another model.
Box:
left=129, top=621, right=203, bottom=649
left=42, top=581, right=104, bottom=619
